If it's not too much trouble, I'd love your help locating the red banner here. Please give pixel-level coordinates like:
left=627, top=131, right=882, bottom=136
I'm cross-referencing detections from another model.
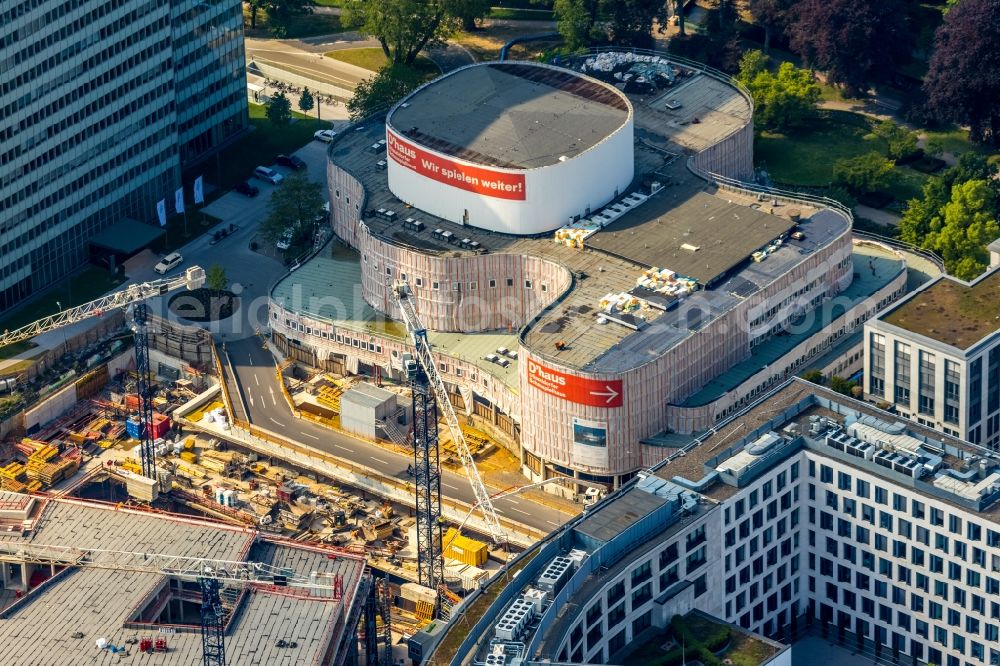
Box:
left=386, top=128, right=526, bottom=200
left=525, top=358, right=623, bottom=408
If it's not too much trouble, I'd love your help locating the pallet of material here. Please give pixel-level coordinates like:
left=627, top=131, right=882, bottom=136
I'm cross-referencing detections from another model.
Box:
left=199, top=457, right=228, bottom=474
left=25, top=480, right=43, bottom=493
left=179, top=451, right=198, bottom=464
left=1, top=478, right=26, bottom=492
left=0, top=463, right=26, bottom=482
left=29, top=446, right=58, bottom=463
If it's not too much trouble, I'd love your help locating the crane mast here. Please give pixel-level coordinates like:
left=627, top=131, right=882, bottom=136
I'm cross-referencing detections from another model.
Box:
left=389, top=281, right=505, bottom=548
left=0, top=266, right=205, bottom=480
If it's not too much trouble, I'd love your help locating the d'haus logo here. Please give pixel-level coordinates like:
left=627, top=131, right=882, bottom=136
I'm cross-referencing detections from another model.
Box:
left=528, top=359, right=566, bottom=386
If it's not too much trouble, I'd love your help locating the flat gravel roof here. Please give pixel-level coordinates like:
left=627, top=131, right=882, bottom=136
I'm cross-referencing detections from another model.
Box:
left=388, top=62, right=630, bottom=169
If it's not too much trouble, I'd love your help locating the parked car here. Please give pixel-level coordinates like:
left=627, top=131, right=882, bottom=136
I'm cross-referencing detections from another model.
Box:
left=235, top=180, right=259, bottom=197
left=253, top=166, right=283, bottom=185
left=313, top=129, right=337, bottom=143
left=154, top=252, right=183, bottom=275
left=276, top=154, right=306, bottom=170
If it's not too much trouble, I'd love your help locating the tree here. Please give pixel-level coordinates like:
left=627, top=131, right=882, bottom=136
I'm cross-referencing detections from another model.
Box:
left=245, top=0, right=312, bottom=34
left=347, top=65, right=424, bottom=121
left=749, top=0, right=792, bottom=52
left=832, top=152, right=894, bottom=194
left=451, top=0, right=491, bottom=30
left=802, top=369, right=824, bottom=384
left=867, top=119, right=918, bottom=161
left=298, top=87, right=315, bottom=121
left=899, top=153, right=1000, bottom=245
left=787, top=0, right=910, bottom=94
left=205, top=265, right=229, bottom=292
left=737, top=52, right=820, bottom=132
left=828, top=375, right=857, bottom=396
left=604, top=0, right=667, bottom=48
left=261, top=173, right=325, bottom=244
left=343, top=0, right=456, bottom=66
left=267, top=91, right=292, bottom=126
left=554, top=0, right=600, bottom=50
left=924, top=0, right=1000, bottom=145
left=924, top=179, right=1000, bottom=279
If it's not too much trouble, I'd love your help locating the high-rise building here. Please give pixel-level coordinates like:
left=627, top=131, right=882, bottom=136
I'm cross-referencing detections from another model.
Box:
left=0, top=0, right=247, bottom=313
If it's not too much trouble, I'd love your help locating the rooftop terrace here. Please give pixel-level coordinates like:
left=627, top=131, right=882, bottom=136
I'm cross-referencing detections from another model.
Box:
left=880, top=267, right=1000, bottom=349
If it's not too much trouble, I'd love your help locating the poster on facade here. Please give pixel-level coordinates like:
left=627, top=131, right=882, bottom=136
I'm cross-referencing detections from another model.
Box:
left=572, top=417, right=609, bottom=468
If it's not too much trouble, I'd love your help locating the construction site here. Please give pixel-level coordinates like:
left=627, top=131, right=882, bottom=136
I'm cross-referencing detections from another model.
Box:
left=0, top=265, right=565, bottom=666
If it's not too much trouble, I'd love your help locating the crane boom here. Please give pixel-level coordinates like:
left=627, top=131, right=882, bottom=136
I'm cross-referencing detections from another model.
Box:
left=390, top=281, right=505, bottom=544
left=0, top=266, right=206, bottom=349
left=0, top=541, right=340, bottom=590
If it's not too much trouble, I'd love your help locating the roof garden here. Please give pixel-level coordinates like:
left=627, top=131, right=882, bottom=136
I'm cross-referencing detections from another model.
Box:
left=625, top=610, right=786, bottom=666
left=880, top=268, right=1000, bottom=349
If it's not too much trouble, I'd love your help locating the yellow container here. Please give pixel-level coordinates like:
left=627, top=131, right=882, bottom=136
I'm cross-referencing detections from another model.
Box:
left=442, top=528, right=488, bottom=567
left=180, top=451, right=198, bottom=463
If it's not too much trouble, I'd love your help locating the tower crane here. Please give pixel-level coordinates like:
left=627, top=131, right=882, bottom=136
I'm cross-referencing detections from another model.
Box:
left=0, top=541, right=347, bottom=666
left=388, top=281, right=505, bottom=592
left=0, top=266, right=205, bottom=479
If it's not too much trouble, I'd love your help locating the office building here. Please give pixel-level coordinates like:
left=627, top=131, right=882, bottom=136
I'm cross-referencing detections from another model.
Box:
left=434, top=378, right=1000, bottom=666
left=0, top=0, right=247, bottom=313
left=865, top=266, right=1000, bottom=446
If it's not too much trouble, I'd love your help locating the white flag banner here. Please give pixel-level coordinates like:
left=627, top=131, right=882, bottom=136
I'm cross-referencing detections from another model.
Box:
left=174, top=187, right=185, bottom=214
left=156, top=200, right=167, bottom=227
left=193, top=175, right=204, bottom=204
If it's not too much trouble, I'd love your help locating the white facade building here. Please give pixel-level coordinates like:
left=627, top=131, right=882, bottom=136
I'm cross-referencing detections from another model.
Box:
left=865, top=267, right=1000, bottom=446
left=0, top=0, right=247, bottom=313
left=448, top=380, right=1000, bottom=666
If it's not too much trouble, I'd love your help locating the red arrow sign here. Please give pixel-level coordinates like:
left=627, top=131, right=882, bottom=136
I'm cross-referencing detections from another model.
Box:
left=525, top=359, right=623, bottom=408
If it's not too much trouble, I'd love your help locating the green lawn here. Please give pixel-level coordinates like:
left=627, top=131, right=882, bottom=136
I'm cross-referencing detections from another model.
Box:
left=756, top=111, right=885, bottom=186
left=885, top=166, right=930, bottom=204
left=244, top=9, right=346, bottom=39
left=324, top=47, right=440, bottom=79
left=488, top=7, right=554, bottom=19
left=213, top=104, right=319, bottom=191
left=921, top=125, right=1000, bottom=159
left=0, top=267, right=128, bottom=342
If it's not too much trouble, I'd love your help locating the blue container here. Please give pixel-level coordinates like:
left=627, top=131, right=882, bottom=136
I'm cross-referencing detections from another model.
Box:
left=126, top=417, right=144, bottom=440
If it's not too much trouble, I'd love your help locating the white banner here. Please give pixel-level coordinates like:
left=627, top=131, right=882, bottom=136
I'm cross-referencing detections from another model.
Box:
left=174, top=187, right=185, bottom=214
left=571, top=417, right=609, bottom=468
left=156, top=199, right=167, bottom=227
left=193, top=176, right=204, bottom=204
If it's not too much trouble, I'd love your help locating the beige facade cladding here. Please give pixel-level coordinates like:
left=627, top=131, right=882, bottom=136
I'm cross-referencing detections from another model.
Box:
left=270, top=58, right=874, bottom=485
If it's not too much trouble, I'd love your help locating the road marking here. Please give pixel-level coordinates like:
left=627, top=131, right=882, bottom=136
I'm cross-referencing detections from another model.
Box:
left=254, top=374, right=260, bottom=386
left=269, top=417, right=285, bottom=428
left=334, top=444, right=354, bottom=453
left=269, top=386, right=276, bottom=406
left=247, top=394, right=254, bottom=407
left=509, top=508, right=531, bottom=516
left=547, top=520, right=562, bottom=527
left=370, top=457, right=388, bottom=465
left=301, top=432, right=320, bottom=440
left=506, top=499, right=521, bottom=505
left=259, top=394, right=266, bottom=407
left=248, top=354, right=254, bottom=366
left=442, top=482, right=460, bottom=491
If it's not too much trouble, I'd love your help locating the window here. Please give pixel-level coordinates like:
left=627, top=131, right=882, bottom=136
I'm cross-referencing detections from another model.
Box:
left=488, top=279, right=496, bottom=288
left=432, top=281, right=440, bottom=290
left=505, top=278, right=514, bottom=287
left=631, top=561, right=652, bottom=586
left=524, top=279, right=533, bottom=289
left=415, top=277, right=423, bottom=287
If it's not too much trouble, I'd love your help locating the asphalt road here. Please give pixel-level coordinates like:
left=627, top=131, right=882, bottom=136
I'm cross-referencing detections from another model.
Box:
left=225, top=336, right=569, bottom=535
